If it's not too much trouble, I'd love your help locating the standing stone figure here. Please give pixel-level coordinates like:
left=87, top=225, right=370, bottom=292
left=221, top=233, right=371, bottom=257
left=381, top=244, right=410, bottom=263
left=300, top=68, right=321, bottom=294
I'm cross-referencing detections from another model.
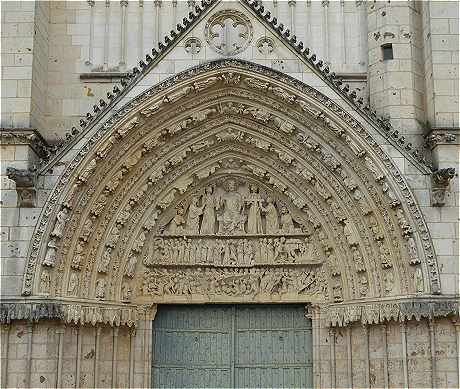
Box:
left=245, top=185, right=264, bottom=234
left=125, top=255, right=138, bottom=278
left=169, top=205, right=186, bottom=234
left=200, top=186, right=218, bottom=234
left=415, top=267, right=424, bottom=293
left=67, top=272, right=79, bottom=296
left=121, top=282, right=132, bottom=301
left=43, top=238, right=58, bottom=267
left=280, top=205, right=295, bottom=233
left=262, top=197, right=279, bottom=234
left=186, top=196, right=204, bottom=234
left=95, top=278, right=106, bottom=299
left=51, top=207, right=69, bottom=238
left=39, top=270, right=51, bottom=294
left=98, top=247, right=112, bottom=273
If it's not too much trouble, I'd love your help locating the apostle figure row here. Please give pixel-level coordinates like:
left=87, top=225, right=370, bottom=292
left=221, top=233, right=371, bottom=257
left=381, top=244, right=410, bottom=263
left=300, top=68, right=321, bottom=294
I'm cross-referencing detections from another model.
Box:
left=145, top=236, right=315, bottom=267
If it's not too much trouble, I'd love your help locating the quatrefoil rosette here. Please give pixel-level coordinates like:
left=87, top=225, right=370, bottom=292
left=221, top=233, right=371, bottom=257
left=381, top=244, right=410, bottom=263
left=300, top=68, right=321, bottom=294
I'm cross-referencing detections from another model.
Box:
left=205, top=9, right=253, bottom=56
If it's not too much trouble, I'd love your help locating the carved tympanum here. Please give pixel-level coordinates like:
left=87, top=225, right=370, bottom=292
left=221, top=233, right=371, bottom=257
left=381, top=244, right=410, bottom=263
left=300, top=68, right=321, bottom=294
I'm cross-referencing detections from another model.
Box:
left=26, top=63, right=438, bottom=310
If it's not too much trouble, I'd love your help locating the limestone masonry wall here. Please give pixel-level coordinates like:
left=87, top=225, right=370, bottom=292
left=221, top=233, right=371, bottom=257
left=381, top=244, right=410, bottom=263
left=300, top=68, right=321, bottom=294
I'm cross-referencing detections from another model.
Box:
left=1, top=317, right=459, bottom=388
left=0, top=2, right=458, bottom=388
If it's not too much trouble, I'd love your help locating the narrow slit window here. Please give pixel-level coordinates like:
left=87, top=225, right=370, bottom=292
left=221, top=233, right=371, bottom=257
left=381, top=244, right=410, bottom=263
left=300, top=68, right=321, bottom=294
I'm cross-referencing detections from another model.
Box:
left=382, top=43, right=394, bottom=60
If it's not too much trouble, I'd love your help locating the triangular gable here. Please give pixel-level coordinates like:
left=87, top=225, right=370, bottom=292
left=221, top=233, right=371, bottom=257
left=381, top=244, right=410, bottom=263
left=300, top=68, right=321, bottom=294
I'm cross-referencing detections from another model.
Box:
left=39, top=0, right=432, bottom=175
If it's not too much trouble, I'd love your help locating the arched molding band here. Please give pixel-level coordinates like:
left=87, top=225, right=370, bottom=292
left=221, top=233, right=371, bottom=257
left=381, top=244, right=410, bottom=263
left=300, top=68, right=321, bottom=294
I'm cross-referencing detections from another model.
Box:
left=22, top=60, right=440, bottom=307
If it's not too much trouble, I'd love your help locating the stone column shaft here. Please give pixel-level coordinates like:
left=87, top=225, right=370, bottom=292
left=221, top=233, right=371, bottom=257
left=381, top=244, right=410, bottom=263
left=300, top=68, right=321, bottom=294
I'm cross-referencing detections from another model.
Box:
left=86, top=0, right=95, bottom=66
left=400, top=322, right=409, bottom=389
left=103, top=0, right=110, bottom=71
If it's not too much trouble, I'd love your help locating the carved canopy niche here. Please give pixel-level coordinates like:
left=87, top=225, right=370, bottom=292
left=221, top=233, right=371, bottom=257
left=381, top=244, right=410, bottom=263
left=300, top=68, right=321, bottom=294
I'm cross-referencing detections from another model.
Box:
left=25, top=60, right=440, bottom=308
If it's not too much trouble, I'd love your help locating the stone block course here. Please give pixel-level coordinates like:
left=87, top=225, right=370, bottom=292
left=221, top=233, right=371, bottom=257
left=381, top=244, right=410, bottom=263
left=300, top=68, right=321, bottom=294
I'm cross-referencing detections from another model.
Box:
left=1, top=258, right=26, bottom=276
left=18, top=208, right=41, bottom=227
left=1, top=208, right=19, bottom=227
left=0, top=2, right=459, bottom=388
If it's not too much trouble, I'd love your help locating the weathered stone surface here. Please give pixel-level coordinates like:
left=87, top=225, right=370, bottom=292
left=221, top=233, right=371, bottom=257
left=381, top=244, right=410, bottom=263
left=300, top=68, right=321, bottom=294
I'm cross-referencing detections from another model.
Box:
left=0, top=1, right=458, bottom=388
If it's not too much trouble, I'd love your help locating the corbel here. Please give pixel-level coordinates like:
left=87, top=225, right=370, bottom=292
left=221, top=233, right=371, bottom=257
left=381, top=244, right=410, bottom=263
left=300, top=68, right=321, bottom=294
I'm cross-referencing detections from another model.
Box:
left=431, top=168, right=456, bottom=206
left=424, top=128, right=458, bottom=150
left=6, top=167, right=37, bottom=207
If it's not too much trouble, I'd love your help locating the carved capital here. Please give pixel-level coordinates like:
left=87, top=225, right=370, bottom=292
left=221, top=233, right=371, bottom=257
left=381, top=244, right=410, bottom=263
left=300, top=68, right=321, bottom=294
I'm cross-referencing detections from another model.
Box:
left=6, top=167, right=36, bottom=207
left=431, top=168, right=456, bottom=207
left=143, top=304, right=158, bottom=321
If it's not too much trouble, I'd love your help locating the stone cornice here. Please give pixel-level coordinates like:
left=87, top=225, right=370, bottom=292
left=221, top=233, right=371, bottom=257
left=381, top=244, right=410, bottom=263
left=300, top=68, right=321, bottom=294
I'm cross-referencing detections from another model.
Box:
left=424, top=128, right=459, bottom=149
left=321, top=295, right=460, bottom=327
left=0, top=128, right=51, bottom=159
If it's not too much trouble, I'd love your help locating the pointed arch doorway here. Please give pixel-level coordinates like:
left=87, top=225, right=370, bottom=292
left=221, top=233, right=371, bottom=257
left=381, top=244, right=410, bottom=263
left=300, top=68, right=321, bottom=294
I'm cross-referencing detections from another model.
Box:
left=152, top=304, right=313, bottom=388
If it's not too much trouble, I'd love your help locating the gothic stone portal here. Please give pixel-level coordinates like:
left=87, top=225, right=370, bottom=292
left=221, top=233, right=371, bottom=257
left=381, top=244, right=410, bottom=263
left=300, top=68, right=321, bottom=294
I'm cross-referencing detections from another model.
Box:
left=30, top=61, right=437, bottom=314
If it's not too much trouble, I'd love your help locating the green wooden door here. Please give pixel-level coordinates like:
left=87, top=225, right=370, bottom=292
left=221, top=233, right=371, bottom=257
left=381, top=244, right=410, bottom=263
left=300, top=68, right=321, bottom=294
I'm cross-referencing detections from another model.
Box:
left=152, top=305, right=312, bottom=388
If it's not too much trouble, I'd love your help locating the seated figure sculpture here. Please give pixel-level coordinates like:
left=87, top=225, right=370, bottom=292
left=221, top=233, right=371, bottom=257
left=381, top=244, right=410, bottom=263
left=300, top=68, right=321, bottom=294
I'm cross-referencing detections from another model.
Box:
left=217, top=179, right=246, bottom=234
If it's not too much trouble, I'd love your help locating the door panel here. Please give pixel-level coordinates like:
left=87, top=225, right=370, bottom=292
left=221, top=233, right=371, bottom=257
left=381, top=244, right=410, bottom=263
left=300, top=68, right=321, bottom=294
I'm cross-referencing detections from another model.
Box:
left=234, top=305, right=312, bottom=388
left=153, top=305, right=233, bottom=388
left=152, top=305, right=312, bottom=388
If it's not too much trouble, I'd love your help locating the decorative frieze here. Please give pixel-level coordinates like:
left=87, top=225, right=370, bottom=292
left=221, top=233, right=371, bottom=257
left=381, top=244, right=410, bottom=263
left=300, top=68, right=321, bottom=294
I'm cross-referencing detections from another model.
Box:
left=0, top=301, right=154, bottom=327
left=1, top=298, right=457, bottom=328
left=322, top=298, right=459, bottom=327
